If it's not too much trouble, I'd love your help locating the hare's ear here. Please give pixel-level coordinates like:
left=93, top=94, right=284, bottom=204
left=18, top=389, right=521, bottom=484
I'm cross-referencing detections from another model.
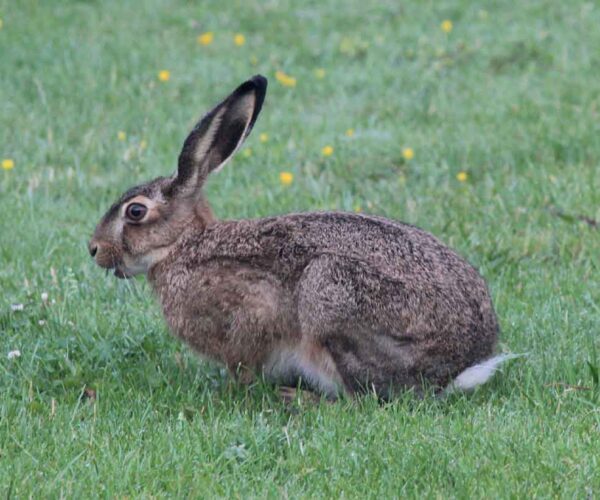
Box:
left=172, top=75, right=267, bottom=193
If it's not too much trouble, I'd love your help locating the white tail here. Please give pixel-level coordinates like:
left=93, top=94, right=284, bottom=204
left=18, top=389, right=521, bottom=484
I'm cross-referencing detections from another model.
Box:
left=446, top=353, right=524, bottom=393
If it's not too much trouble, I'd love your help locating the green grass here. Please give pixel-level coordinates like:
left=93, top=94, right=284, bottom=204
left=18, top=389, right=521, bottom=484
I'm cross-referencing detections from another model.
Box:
left=1, top=0, right=599, bottom=497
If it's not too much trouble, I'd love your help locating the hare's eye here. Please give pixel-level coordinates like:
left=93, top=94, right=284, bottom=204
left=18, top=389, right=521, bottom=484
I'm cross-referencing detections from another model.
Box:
left=125, top=203, right=148, bottom=222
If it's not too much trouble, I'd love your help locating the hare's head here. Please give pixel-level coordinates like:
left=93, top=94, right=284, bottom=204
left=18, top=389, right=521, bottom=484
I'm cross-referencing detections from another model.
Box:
left=89, top=75, right=267, bottom=278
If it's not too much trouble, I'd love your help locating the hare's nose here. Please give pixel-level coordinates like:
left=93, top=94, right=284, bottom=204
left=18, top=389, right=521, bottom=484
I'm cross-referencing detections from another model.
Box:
left=88, top=242, right=98, bottom=258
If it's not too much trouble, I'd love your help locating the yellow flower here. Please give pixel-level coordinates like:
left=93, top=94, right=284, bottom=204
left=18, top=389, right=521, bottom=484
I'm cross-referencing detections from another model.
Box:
left=233, top=33, right=245, bottom=46
left=139, top=140, right=148, bottom=150
left=339, top=37, right=354, bottom=55
left=321, top=145, right=334, bottom=157
left=250, top=55, right=258, bottom=65
left=275, top=70, right=296, bottom=88
left=456, top=171, right=468, bottom=182
left=279, top=171, right=294, bottom=185
left=259, top=133, right=269, bottom=143
left=314, top=68, right=326, bottom=79
left=339, top=36, right=369, bottom=56
left=242, top=147, right=252, bottom=158
left=402, top=147, right=414, bottom=161
left=117, top=131, right=126, bottom=141
left=2, top=158, right=14, bottom=170
left=354, top=204, right=362, bottom=213
left=345, top=128, right=355, bottom=137
left=158, top=70, right=170, bottom=82
left=197, top=32, right=214, bottom=46
left=441, top=20, right=453, bottom=33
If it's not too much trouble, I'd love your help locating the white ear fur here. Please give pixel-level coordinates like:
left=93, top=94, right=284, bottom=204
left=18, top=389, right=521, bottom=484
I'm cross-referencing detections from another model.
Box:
left=191, top=106, right=227, bottom=166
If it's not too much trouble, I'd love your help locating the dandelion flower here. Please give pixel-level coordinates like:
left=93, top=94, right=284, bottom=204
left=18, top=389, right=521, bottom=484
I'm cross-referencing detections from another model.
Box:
left=7, top=350, right=21, bottom=360
left=242, top=147, right=252, bottom=158
left=41, top=292, right=49, bottom=302
left=441, top=20, right=453, bottom=33
left=275, top=70, right=296, bottom=88
left=456, top=171, right=468, bottom=182
left=345, top=128, right=355, bottom=137
left=259, top=133, right=269, bottom=143
left=158, top=70, right=170, bottom=82
left=233, top=33, right=245, bottom=46
left=198, top=32, right=214, bottom=46
left=339, top=37, right=354, bottom=55
left=321, top=145, right=334, bottom=157
left=402, top=147, right=414, bottom=161
left=314, top=68, right=326, bottom=79
left=140, top=140, right=148, bottom=150
left=117, top=131, right=126, bottom=141
left=279, top=172, right=294, bottom=185
left=354, top=204, right=362, bottom=213
left=2, top=158, right=14, bottom=170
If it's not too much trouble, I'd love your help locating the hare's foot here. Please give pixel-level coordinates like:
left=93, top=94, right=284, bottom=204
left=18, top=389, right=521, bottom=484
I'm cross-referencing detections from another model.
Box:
left=229, top=363, right=256, bottom=385
left=279, top=386, right=334, bottom=405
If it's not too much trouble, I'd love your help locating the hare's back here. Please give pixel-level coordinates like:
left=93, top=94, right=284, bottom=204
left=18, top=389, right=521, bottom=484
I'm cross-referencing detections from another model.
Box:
left=188, top=211, right=486, bottom=290
left=266, top=212, right=481, bottom=283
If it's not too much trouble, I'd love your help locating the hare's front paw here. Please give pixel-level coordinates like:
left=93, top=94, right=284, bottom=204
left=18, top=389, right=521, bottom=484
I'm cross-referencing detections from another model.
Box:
left=229, top=363, right=257, bottom=385
left=278, top=386, right=333, bottom=406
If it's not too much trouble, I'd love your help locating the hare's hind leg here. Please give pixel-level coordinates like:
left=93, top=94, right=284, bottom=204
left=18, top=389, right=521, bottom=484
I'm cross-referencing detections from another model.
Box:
left=297, top=256, right=423, bottom=398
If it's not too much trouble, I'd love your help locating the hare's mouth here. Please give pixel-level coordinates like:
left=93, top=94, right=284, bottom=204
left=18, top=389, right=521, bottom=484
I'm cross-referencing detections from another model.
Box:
left=113, top=267, right=133, bottom=279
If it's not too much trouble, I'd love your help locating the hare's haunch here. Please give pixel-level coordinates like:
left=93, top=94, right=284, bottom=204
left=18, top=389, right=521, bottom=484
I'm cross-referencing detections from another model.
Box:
left=90, top=75, right=506, bottom=399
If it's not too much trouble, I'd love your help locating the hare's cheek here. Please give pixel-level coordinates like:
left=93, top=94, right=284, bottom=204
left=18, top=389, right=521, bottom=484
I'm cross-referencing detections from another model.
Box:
left=121, top=224, right=148, bottom=256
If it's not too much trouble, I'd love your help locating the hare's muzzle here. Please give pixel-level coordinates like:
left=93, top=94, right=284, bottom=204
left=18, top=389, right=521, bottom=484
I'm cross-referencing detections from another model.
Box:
left=88, top=242, right=98, bottom=257
left=88, top=238, right=119, bottom=269
left=88, top=238, right=132, bottom=279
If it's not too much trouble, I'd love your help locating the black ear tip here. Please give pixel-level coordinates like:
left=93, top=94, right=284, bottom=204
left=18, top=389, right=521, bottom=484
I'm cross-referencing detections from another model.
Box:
left=250, top=74, right=267, bottom=109
left=250, top=74, right=268, bottom=91
left=235, top=75, right=267, bottom=97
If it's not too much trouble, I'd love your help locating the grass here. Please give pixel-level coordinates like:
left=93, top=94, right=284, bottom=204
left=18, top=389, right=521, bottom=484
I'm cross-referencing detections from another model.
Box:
left=1, top=0, right=599, bottom=497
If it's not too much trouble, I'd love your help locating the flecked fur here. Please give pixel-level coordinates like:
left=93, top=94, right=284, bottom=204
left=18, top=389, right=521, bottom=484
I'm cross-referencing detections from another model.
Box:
left=90, top=75, right=500, bottom=399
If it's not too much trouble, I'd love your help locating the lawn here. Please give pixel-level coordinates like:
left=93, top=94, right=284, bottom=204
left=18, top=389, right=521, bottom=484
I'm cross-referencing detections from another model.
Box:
left=1, top=0, right=599, bottom=497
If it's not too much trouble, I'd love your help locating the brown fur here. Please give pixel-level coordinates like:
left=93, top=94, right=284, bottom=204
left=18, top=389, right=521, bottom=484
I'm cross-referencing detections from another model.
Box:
left=89, top=75, right=499, bottom=398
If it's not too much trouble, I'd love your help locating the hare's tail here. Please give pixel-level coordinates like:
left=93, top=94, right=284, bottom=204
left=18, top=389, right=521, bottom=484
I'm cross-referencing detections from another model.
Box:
left=446, top=353, right=525, bottom=393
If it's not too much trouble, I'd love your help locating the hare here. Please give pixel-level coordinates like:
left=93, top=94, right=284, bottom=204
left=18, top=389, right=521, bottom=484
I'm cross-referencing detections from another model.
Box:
left=89, top=75, right=509, bottom=400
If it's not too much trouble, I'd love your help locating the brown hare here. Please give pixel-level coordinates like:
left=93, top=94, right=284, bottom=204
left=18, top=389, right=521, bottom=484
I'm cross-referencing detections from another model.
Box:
left=90, top=75, right=512, bottom=400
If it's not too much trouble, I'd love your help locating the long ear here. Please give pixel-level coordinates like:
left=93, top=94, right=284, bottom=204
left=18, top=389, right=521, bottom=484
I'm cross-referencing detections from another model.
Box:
left=172, top=75, right=267, bottom=194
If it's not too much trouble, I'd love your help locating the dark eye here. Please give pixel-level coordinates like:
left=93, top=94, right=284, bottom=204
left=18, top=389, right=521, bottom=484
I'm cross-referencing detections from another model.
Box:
left=125, top=203, right=148, bottom=222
